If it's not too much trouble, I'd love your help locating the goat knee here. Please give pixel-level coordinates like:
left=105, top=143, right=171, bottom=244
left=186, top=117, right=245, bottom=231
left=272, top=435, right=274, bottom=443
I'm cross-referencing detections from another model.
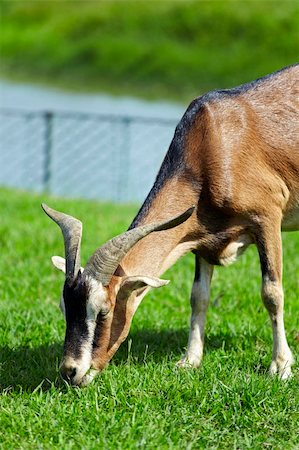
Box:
left=261, top=279, right=283, bottom=316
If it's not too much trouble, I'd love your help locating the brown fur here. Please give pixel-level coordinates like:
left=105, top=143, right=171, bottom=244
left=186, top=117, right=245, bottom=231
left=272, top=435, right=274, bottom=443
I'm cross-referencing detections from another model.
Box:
left=91, top=65, right=298, bottom=374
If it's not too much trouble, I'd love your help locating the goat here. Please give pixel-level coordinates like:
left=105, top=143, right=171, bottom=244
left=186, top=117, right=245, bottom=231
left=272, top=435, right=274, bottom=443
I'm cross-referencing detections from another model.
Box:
left=43, top=63, right=298, bottom=386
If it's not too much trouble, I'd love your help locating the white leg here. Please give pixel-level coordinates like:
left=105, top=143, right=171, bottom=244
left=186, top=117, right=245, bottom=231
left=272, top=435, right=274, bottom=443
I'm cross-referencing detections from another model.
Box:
left=262, top=277, right=294, bottom=379
left=177, top=254, right=213, bottom=368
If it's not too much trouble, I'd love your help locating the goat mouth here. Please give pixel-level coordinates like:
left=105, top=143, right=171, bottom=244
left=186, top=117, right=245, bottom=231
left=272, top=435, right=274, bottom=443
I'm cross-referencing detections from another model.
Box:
left=59, top=364, right=94, bottom=387
left=60, top=373, right=88, bottom=387
left=79, top=368, right=99, bottom=386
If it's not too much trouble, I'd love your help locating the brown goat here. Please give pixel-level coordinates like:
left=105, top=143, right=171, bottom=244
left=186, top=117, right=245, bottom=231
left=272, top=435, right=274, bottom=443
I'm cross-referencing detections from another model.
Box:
left=43, top=64, right=298, bottom=386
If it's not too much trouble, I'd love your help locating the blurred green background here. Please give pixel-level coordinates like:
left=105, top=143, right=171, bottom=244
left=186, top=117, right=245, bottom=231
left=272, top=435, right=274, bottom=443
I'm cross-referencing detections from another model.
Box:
left=1, top=0, right=298, bottom=101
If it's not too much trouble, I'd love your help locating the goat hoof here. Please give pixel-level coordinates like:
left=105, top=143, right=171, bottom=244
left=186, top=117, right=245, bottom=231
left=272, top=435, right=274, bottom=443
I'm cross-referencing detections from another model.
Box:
left=176, top=355, right=201, bottom=368
left=269, top=359, right=293, bottom=380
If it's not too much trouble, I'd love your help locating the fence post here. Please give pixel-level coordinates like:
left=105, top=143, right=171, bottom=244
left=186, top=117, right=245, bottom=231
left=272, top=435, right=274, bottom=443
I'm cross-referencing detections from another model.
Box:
left=43, top=111, right=53, bottom=193
left=117, top=116, right=131, bottom=202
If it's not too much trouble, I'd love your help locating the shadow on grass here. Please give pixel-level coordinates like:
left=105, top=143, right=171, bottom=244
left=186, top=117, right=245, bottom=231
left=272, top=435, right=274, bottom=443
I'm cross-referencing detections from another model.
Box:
left=0, top=328, right=264, bottom=392
left=0, top=343, right=62, bottom=392
left=113, top=328, right=258, bottom=365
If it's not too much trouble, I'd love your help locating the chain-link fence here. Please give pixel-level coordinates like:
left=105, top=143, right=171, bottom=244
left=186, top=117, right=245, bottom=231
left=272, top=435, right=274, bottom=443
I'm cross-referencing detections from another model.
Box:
left=0, top=109, right=178, bottom=203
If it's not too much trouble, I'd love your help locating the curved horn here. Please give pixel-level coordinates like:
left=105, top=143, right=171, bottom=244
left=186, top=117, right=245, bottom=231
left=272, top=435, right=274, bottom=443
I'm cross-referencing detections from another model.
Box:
left=84, top=206, right=195, bottom=286
left=41, top=203, right=82, bottom=280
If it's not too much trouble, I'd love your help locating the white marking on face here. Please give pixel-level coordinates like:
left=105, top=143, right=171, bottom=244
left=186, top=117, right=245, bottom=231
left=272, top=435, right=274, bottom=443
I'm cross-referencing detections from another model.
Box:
left=75, top=340, right=94, bottom=382
left=85, top=276, right=108, bottom=321
left=74, top=277, right=108, bottom=384
left=60, top=276, right=108, bottom=385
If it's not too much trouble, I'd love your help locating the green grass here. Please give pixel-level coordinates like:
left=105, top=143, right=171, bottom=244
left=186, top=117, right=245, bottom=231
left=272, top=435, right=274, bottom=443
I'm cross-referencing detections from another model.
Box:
left=1, top=1, right=298, bottom=101
left=0, top=187, right=298, bottom=449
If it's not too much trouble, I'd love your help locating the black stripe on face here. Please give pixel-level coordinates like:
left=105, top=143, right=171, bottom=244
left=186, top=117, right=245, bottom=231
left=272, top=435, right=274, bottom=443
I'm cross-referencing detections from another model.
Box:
left=92, top=311, right=107, bottom=355
left=63, top=272, right=89, bottom=359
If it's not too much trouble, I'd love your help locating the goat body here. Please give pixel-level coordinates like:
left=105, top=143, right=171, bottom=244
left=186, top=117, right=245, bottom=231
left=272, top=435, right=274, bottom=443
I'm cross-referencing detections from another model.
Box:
left=119, top=63, right=298, bottom=378
left=45, top=64, right=298, bottom=385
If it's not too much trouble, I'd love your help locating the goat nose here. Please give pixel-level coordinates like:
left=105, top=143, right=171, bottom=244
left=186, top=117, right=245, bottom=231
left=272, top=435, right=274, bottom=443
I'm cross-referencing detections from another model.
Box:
left=61, top=365, right=77, bottom=382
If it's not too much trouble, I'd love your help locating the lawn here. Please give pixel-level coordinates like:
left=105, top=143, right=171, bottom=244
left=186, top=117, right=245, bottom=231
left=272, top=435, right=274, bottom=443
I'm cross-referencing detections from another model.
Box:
left=0, top=187, right=298, bottom=449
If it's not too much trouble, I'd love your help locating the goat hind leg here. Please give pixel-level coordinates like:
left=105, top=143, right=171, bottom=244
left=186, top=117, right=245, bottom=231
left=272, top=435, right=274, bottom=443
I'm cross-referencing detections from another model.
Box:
left=256, top=218, right=294, bottom=379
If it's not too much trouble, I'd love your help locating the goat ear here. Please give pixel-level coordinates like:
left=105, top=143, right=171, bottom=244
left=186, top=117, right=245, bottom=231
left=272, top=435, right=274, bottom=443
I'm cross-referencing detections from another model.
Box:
left=51, top=256, right=84, bottom=274
left=51, top=256, right=66, bottom=273
left=118, top=275, right=169, bottom=298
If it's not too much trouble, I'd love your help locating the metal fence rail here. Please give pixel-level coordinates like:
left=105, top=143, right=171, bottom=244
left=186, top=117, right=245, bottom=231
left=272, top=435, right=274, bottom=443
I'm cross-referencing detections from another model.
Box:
left=0, top=108, right=177, bottom=202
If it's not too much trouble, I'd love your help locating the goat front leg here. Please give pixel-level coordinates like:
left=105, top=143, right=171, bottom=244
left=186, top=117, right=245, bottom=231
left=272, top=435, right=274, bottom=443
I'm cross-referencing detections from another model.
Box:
left=177, top=253, right=213, bottom=368
left=256, top=217, right=294, bottom=379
